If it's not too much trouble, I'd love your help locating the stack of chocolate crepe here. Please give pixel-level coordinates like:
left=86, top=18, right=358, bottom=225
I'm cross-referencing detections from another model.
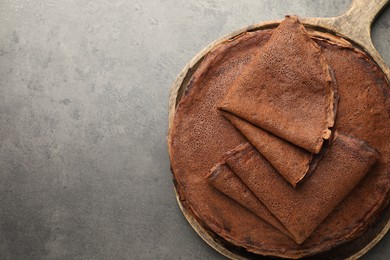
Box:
left=207, top=16, right=379, bottom=245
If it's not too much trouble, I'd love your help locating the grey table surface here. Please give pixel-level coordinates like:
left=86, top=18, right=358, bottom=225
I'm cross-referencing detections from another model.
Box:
left=0, top=0, right=389, bottom=259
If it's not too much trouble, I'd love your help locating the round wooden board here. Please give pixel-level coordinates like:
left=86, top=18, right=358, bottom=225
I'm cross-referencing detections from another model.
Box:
left=167, top=15, right=390, bottom=259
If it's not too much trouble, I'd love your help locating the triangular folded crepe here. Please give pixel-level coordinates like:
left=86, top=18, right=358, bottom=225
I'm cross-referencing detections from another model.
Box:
left=221, top=111, right=313, bottom=187
left=208, top=163, right=293, bottom=240
left=218, top=16, right=336, bottom=154
left=224, top=133, right=378, bottom=244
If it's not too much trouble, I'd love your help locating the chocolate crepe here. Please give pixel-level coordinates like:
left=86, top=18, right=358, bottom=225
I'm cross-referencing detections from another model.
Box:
left=219, top=16, right=336, bottom=154
left=169, top=23, right=390, bottom=258
left=225, top=133, right=379, bottom=244
left=208, top=163, right=293, bottom=239
left=221, top=111, right=313, bottom=187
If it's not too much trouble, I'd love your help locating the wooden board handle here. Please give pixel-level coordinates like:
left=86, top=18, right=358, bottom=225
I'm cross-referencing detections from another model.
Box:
left=302, top=0, right=390, bottom=79
left=331, top=0, right=389, bottom=40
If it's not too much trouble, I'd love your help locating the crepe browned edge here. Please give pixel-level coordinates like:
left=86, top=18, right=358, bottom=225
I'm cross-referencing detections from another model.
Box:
left=224, top=132, right=379, bottom=245
left=218, top=16, right=336, bottom=154
left=221, top=111, right=312, bottom=187
left=207, top=163, right=294, bottom=240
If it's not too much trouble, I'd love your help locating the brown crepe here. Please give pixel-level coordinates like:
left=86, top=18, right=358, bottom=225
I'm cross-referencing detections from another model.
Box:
left=221, top=111, right=313, bottom=187
left=169, top=23, right=390, bottom=258
left=208, top=163, right=293, bottom=239
left=225, top=133, right=379, bottom=244
left=219, top=16, right=336, bottom=154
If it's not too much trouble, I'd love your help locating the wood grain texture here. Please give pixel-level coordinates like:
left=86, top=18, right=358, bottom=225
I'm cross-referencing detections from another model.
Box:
left=168, top=0, right=390, bottom=259
left=302, top=0, right=390, bottom=79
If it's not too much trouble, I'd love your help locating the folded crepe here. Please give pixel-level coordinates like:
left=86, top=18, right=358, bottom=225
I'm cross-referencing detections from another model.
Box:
left=221, top=111, right=313, bottom=187
left=220, top=132, right=378, bottom=244
left=218, top=16, right=336, bottom=156
left=208, top=163, right=293, bottom=240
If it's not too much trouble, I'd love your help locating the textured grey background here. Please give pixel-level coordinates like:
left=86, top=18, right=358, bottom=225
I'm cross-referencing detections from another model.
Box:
left=0, top=0, right=389, bottom=259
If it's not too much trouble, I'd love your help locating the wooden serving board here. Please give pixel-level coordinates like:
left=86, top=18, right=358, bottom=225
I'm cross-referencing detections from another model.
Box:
left=168, top=0, right=390, bottom=259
